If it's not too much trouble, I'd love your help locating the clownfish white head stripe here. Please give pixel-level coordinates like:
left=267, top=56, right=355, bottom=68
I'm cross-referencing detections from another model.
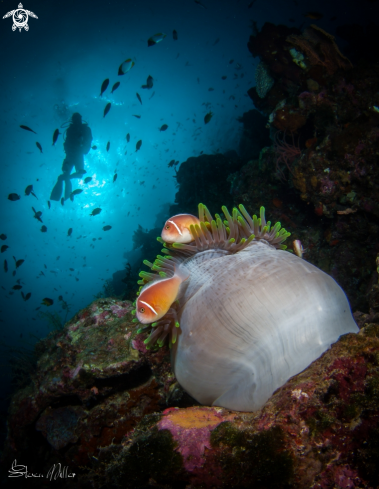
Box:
left=168, top=220, right=182, bottom=236
left=140, top=300, right=158, bottom=316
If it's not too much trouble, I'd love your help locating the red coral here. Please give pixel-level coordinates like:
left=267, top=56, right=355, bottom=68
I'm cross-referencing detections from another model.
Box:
left=274, top=131, right=302, bottom=180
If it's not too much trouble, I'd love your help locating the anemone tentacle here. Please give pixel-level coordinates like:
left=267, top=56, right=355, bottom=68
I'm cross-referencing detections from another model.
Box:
left=140, top=307, right=179, bottom=349
left=236, top=205, right=290, bottom=249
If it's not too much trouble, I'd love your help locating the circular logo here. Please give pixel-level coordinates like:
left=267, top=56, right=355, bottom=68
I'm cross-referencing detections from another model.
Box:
left=12, top=8, right=28, bottom=31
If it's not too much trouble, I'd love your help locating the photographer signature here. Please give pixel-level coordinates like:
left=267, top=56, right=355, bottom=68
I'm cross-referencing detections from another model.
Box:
left=9, top=460, right=76, bottom=480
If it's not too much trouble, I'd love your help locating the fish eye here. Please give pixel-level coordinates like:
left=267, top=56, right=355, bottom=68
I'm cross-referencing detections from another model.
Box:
left=165, top=225, right=170, bottom=230
left=139, top=307, right=145, bottom=313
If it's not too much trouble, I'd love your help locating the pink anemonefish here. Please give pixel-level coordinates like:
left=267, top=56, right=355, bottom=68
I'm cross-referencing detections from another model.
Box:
left=136, top=264, right=189, bottom=324
left=161, top=214, right=200, bottom=243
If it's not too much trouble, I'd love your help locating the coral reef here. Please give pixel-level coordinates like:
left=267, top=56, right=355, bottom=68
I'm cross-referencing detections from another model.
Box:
left=242, top=22, right=379, bottom=311
left=1, top=298, right=196, bottom=487
left=2, top=284, right=379, bottom=487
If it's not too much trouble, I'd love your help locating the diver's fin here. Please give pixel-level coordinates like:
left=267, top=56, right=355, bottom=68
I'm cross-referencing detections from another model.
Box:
left=64, top=179, right=72, bottom=201
left=50, top=177, right=64, bottom=201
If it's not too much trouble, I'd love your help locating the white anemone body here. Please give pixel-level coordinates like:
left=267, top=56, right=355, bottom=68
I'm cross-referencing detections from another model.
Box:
left=171, top=240, right=358, bottom=412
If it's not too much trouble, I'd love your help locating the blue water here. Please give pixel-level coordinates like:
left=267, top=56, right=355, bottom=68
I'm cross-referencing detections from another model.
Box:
left=0, top=0, right=375, bottom=420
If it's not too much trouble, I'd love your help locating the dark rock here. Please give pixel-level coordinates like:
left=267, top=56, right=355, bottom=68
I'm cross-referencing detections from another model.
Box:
left=169, top=153, right=245, bottom=217
left=237, top=109, right=271, bottom=160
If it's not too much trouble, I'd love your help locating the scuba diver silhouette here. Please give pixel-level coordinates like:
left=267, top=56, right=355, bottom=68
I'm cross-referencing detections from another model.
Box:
left=50, top=112, right=92, bottom=201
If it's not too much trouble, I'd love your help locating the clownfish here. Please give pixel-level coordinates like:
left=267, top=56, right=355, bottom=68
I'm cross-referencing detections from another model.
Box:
left=161, top=214, right=200, bottom=244
left=136, top=264, right=189, bottom=324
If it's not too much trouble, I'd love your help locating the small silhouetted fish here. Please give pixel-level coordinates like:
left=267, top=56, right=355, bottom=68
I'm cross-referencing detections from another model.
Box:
left=32, top=207, right=43, bottom=223
left=113, top=173, right=117, bottom=183
left=229, top=59, right=234, bottom=64
left=136, top=140, right=142, bottom=151
left=248, top=0, right=256, bottom=7
left=13, top=285, right=22, bottom=290
left=133, top=115, right=141, bottom=119
left=111, top=81, right=120, bottom=93
left=118, top=59, right=135, bottom=75
left=213, top=38, right=220, bottom=45
left=90, top=207, right=102, bottom=216
left=20, top=125, right=37, bottom=134
left=15, top=259, right=24, bottom=268
left=36, top=142, right=43, bottom=153
left=68, top=228, right=73, bottom=237
left=106, top=141, right=110, bottom=152
left=47, top=200, right=51, bottom=209
left=41, top=225, right=47, bottom=232
left=141, top=75, right=154, bottom=89
left=42, top=298, right=53, bottom=306
left=61, top=197, right=64, bottom=206
left=126, top=133, right=130, bottom=142
left=12, top=271, right=16, bottom=277
left=221, top=76, right=227, bottom=80
left=23, top=292, right=31, bottom=301
left=204, top=111, right=213, bottom=124
left=92, top=145, right=97, bottom=150
left=148, top=33, right=166, bottom=47
left=173, top=29, right=178, bottom=40
left=4, top=260, right=7, bottom=272
left=52, top=128, right=60, bottom=145
left=69, top=269, right=74, bottom=273
left=0, top=234, right=6, bottom=240
left=103, top=225, right=112, bottom=231
left=160, top=124, right=168, bottom=132
left=136, top=93, right=142, bottom=105
left=100, top=78, right=109, bottom=96
left=8, top=193, right=20, bottom=201
left=25, top=185, right=37, bottom=199
left=84, top=176, right=92, bottom=184
left=103, top=103, right=111, bottom=118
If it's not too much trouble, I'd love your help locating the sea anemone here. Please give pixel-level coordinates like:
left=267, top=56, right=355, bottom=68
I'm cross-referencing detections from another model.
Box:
left=133, top=204, right=358, bottom=411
